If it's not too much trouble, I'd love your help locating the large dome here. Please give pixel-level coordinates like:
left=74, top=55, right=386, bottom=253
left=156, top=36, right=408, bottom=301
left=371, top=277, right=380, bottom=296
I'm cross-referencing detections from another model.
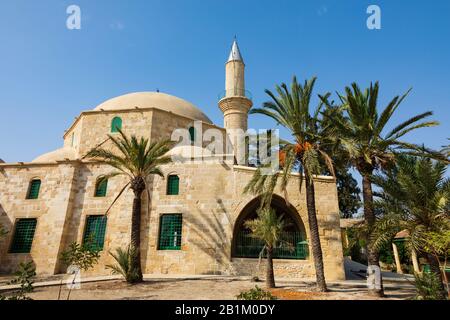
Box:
left=94, top=92, right=212, bottom=124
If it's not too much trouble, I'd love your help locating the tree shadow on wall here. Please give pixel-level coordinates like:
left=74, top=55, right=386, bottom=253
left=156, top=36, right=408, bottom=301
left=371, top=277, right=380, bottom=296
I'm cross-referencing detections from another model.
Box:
left=182, top=198, right=234, bottom=275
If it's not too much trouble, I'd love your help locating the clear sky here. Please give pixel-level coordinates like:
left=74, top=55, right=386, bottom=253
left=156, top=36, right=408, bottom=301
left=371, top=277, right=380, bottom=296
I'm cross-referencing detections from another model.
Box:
left=0, top=0, right=449, bottom=163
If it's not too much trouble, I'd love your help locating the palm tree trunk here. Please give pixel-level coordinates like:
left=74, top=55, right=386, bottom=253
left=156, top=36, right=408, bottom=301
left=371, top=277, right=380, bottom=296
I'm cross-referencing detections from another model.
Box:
left=266, top=246, right=275, bottom=289
left=425, top=253, right=447, bottom=299
left=304, top=171, right=327, bottom=292
left=362, top=173, right=384, bottom=297
left=130, top=178, right=145, bottom=283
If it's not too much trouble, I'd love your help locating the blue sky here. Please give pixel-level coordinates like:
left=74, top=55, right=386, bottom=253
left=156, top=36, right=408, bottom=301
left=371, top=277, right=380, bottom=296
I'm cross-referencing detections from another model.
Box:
left=0, top=0, right=449, bottom=164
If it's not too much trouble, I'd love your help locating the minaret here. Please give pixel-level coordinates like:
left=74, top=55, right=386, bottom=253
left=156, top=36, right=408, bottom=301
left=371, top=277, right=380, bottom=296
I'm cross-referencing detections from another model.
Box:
left=218, top=39, right=253, bottom=162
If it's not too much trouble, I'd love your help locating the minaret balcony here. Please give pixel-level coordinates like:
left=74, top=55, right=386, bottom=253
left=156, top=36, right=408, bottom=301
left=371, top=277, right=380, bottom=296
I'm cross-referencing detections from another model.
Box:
left=218, top=89, right=252, bottom=102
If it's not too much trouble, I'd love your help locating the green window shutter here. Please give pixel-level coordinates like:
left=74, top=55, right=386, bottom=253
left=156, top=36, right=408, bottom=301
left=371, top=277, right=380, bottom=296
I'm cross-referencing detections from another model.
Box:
left=10, top=218, right=37, bottom=253
left=188, top=127, right=195, bottom=143
left=158, top=214, right=182, bottom=250
left=83, top=215, right=107, bottom=251
left=167, top=175, right=180, bottom=195
left=111, top=117, right=122, bottom=133
left=95, top=178, right=108, bottom=197
left=27, top=179, right=41, bottom=199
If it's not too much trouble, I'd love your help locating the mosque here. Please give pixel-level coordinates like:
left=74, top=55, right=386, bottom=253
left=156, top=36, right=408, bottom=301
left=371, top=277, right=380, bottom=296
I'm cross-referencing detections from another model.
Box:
left=0, top=40, right=345, bottom=280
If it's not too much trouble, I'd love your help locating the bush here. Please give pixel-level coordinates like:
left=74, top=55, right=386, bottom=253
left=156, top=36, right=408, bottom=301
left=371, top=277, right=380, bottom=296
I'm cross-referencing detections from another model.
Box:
left=106, top=245, right=140, bottom=283
left=413, top=272, right=446, bottom=300
left=3, top=261, right=36, bottom=300
left=236, top=286, right=277, bottom=300
left=60, top=241, right=101, bottom=271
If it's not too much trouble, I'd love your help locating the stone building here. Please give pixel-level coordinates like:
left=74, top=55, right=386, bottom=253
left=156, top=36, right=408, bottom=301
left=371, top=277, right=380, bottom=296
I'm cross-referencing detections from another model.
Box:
left=0, top=40, right=345, bottom=280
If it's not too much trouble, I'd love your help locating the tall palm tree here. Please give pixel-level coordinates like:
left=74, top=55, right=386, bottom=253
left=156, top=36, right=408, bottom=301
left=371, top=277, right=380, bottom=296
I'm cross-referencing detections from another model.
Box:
left=246, top=76, right=336, bottom=292
left=245, top=207, right=286, bottom=288
left=323, top=82, right=440, bottom=296
left=372, top=155, right=449, bottom=299
left=86, top=129, right=172, bottom=283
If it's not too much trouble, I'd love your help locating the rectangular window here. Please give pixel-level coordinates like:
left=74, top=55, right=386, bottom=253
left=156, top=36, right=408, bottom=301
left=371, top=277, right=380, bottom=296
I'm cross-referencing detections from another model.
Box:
left=27, top=180, right=41, bottom=199
left=10, top=218, right=37, bottom=253
left=167, top=175, right=179, bottom=195
left=158, top=214, right=182, bottom=250
left=83, top=215, right=107, bottom=251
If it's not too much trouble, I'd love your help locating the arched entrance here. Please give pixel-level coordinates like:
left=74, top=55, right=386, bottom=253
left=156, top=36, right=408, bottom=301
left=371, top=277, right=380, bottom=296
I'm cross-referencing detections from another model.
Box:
left=232, top=195, right=308, bottom=260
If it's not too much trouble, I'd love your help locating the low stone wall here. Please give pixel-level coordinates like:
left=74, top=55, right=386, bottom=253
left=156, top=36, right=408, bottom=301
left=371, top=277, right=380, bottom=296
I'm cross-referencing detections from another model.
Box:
left=231, top=258, right=315, bottom=279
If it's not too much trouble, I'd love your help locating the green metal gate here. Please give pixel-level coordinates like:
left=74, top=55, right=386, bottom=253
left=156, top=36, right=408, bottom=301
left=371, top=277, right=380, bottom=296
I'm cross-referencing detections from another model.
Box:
left=235, top=230, right=308, bottom=260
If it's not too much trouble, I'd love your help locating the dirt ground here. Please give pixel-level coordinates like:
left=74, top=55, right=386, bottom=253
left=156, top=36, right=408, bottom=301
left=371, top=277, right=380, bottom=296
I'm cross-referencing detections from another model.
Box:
left=15, top=278, right=415, bottom=300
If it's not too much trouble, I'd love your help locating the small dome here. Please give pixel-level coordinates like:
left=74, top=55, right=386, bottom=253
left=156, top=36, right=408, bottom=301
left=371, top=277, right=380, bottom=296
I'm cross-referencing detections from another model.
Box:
left=94, top=92, right=212, bottom=124
left=33, top=147, right=77, bottom=163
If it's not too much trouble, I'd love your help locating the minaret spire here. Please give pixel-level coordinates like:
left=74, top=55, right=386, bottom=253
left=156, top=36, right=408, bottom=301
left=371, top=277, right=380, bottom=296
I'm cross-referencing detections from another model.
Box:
left=227, top=38, right=244, bottom=63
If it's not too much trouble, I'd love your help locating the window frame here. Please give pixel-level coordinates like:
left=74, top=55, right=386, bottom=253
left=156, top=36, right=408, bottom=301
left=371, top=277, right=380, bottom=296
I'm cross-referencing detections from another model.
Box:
left=94, top=177, right=108, bottom=197
left=157, top=214, right=183, bottom=250
left=111, top=116, right=122, bottom=133
left=166, top=175, right=180, bottom=195
left=9, top=218, right=38, bottom=254
left=26, top=179, right=41, bottom=200
left=82, top=215, right=108, bottom=251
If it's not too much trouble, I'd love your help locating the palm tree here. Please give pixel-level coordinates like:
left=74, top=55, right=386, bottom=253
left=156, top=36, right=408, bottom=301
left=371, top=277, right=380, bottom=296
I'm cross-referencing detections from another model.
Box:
left=245, top=207, right=285, bottom=288
left=372, top=155, right=449, bottom=299
left=323, top=82, right=440, bottom=296
left=86, top=129, right=172, bottom=283
left=247, top=76, right=337, bottom=292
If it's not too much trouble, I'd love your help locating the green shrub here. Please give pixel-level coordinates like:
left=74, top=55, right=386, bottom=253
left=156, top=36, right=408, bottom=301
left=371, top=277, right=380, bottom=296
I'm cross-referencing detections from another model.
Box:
left=413, top=272, right=446, bottom=300
left=60, top=240, right=101, bottom=271
left=236, top=286, right=277, bottom=300
left=4, top=261, right=36, bottom=300
left=106, top=245, right=140, bottom=283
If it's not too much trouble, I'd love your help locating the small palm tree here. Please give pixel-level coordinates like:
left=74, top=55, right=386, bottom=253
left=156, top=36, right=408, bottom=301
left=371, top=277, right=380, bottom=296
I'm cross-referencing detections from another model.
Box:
left=323, top=82, right=440, bottom=296
left=106, top=245, right=139, bottom=283
left=247, top=76, right=336, bottom=292
left=85, top=129, right=172, bottom=283
left=245, top=207, right=285, bottom=288
left=372, top=155, right=449, bottom=299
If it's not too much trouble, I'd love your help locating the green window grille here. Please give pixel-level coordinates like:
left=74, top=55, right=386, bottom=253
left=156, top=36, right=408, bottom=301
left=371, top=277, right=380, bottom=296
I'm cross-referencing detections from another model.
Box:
left=158, top=214, right=182, bottom=250
left=188, top=127, right=195, bottom=143
left=235, top=231, right=308, bottom=260
left=94, top=178, right=108, bottom=197
left=167, top=175, right=180, bottom=195
left=10, top=218, right=37, bottom=253
left=26, top=179, right=41, bottom=199
left=83, top=215, right=107, bottom=251
left=111, top=117, right=122, bottom=133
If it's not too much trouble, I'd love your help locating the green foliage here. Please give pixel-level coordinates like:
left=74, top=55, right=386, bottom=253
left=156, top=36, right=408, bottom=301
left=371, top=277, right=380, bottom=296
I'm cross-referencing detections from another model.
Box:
left=236, top=286, right=277, bottom=300
left=60, top=240, right=100, bottom=272
left=245, top=208, right=285, bottom=250
left=372, top=155, right=450, bottom=254
left=323, top=82, right=440, bottom=175
left=106, top=245, right=140, bottom=283
left=413, top=272, right=446, bottom=300
left=336, top=167, right=361, bottom=218
left=4, top=261, right=36, bottom=300
left=422, top=231, right=450, bottom=258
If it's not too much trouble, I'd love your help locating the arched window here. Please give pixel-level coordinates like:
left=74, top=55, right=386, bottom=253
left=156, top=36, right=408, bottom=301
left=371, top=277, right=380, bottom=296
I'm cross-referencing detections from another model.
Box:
left=167, top=175, right=180, bottom=195
left=94, top=177, right=108, bottom=197
left=111, top=117, right=122, bottom=133
left=26, top=179, right=41, bottom=200
left=188, top=126, right=195, bottom=143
